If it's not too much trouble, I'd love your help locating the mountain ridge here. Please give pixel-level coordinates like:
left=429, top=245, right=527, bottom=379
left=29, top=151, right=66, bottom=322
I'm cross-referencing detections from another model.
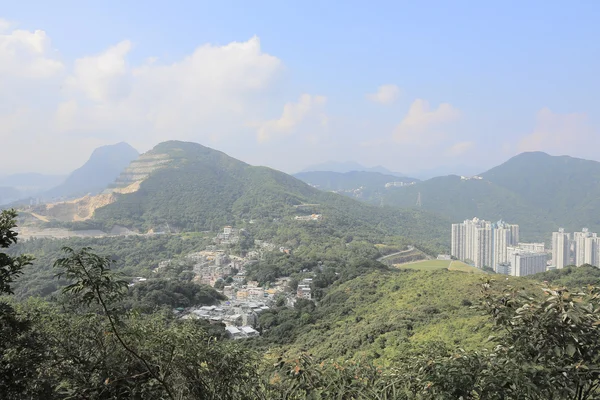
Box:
left=23, top=141, right=448, bottom=252
left=300, top=161, right=405, bottom=177
left=377, top=151, right=600, bottom=241
left=41, top=142, right=140, bottom=201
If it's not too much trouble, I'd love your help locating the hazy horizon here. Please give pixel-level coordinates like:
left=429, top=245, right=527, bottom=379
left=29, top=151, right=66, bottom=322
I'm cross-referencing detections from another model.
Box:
left=2, top=1, right=599, bottom=175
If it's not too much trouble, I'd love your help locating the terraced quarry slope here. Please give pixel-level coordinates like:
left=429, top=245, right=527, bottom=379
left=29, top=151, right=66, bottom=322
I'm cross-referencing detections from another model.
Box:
left=25, top=151, right=173, bottom=222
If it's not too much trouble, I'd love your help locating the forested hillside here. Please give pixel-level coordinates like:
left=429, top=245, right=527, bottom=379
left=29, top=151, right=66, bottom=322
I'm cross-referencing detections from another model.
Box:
left=375, top=152, right=600, bottom=241
left=87, top=141, right=449, bottom=247
left=4, top=200, right=600, bottom=399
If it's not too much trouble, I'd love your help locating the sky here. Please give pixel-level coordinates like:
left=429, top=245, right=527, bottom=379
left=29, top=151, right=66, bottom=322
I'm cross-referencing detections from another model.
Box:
left=1, top=1, right=599, bottom=176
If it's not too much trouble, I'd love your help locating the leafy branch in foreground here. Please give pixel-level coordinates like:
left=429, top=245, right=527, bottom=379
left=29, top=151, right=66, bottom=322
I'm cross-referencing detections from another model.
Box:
left=0, top=209, right=33, bottom=295
left=54, top=247, right=176, bottom=400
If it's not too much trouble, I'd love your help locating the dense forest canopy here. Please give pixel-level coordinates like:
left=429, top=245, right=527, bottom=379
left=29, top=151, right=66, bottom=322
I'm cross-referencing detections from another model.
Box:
left=4, top=208, right=600, bottom=398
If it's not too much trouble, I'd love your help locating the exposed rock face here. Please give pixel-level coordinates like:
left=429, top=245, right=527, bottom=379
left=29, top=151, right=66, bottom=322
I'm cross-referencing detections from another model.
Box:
left=26, top=152, right=173, bottom=222
left=106, top=153, right=172, bottom=192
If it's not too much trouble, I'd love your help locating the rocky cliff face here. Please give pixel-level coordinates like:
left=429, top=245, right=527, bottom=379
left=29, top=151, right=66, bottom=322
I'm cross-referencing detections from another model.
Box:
left=26, top=151, right=173, bottom=223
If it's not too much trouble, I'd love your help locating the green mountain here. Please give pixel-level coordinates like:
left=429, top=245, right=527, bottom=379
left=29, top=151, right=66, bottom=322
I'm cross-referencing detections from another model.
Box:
left=42, top=142, right=139, bottom=200
left=90, top=141, right=447, bottom=248
left=378, top=152, right=600, bottom=241
left=481, top=152, right=600, bottom=230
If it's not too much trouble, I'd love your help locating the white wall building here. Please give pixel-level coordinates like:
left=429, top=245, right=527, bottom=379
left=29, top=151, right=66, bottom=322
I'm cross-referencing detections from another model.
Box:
left=573, top=228, right=598, bottom=266
left=510, top=250, right=547, bottom=277
left=451, top=218, right=519, bottom=270
left=518, top=242, right=545, bottom=253
left=552, top=229, right=571, bottom=269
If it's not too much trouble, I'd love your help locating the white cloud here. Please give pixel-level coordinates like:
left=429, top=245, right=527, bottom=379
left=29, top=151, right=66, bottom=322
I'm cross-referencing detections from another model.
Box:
left=518, top=108, right=596, bottom=156
left=366, top=84, right=400, bottom=104
left=393, top=99, right=460, bottom=146
left=0, top=18, right=12, bottom=32
left=66, top=40, right=132, bottom=102
left=0, top=26, right=291, bottom=173
left=257, top=94, right=327, bottom=142
left=447, top=141, right=474, bottom=156
left=0, top=28, right=63, bottom=79
left=57, top=36, right=284, bottom=147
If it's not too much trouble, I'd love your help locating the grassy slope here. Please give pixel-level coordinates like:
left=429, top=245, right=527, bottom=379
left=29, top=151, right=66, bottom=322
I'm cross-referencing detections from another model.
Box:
left=527, top=265, right=600, bottom=288
left=396, top=259, right=484, bottom=273
left=278, top=269, right=540, bottom=366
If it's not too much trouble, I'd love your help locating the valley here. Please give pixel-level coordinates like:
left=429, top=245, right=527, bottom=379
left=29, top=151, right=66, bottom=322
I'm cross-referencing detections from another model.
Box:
left=4, top=141, right=600, bottom=399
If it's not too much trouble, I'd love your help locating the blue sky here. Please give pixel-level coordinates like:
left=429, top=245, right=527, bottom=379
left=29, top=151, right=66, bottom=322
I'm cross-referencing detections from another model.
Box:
left=1, top=1, right=599, bottom=175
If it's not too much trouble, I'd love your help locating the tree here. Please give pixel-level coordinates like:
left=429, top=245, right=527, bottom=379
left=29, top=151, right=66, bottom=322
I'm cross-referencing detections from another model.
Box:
left=54, top=247, right=177, bottom=399
left=411, top=281, right=600, bottom=399
left=0, top=210, right=50, bottom=399
left=0, top=210, right=33, bottom=295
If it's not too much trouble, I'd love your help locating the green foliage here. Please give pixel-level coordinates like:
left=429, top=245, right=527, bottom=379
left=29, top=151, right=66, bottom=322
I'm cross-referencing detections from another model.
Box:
left=0, top=210, right=49, bottom=399
left=125, top=279, right=226, bottom=312
left=85, top=141, right=449, bottom=251
left=408, top=282, right=600, bottom=399
left=55, top=247, right=129, bottom=305
left=0, top=210, right=33, bottom=295
left=49, top=246, right=257, bottom=399
left=7, top=233, right=211, bottom=299
left=255, top=269, right=533, bottom=364
left=529, top=265, right=600, bottom=288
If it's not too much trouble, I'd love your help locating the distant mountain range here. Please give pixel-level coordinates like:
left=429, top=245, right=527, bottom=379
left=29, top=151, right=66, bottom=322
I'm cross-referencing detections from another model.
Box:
left=299, top=161, right=484, bottom=180
left=41, top=142, right=139, bottom=201
left=407, top=164, right=484, bottom=180
left=23, top=141, right=448, bottom=250
left=12, top=141, right=600, bottom=245
left=0, top=173, right=67, bottom=205
left=2, top=142, right=140, bottom=206
left=300, top=161, right=405, bottom=177
left=378, top=152, right=600, bottom=241
left=293, top=171, right=418, bottom=202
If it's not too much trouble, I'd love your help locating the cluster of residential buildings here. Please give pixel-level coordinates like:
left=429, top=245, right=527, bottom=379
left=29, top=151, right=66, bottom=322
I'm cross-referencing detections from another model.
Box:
left=149, top=224, right=320, bottom=339
left=179, top=300, right=266, bottom=339
left=451, top=218, right=548, bottom=276
left=214, top=226, right=242, bottom=245
left=552, top=228, right=600, bottom=268
left=297, top=278, right=312, bottom=300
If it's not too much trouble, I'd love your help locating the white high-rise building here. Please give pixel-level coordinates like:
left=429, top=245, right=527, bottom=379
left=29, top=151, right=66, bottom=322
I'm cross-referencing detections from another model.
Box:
left=509, top=224, right=520, bottom=246
left=451, top=218, right=520, bottom=270
left=451, top=223, right=466, bottom=261
left=510, top=250, right=547, bottom=277
left=573, top=228, right=598, bottom=266
left=584, top=237, right=600, bottom=266
left=518, top=242, right=545, bottom=253
left=552, top=228, right=571, bottom=269
left=475, top=225, right=492, bottom=269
